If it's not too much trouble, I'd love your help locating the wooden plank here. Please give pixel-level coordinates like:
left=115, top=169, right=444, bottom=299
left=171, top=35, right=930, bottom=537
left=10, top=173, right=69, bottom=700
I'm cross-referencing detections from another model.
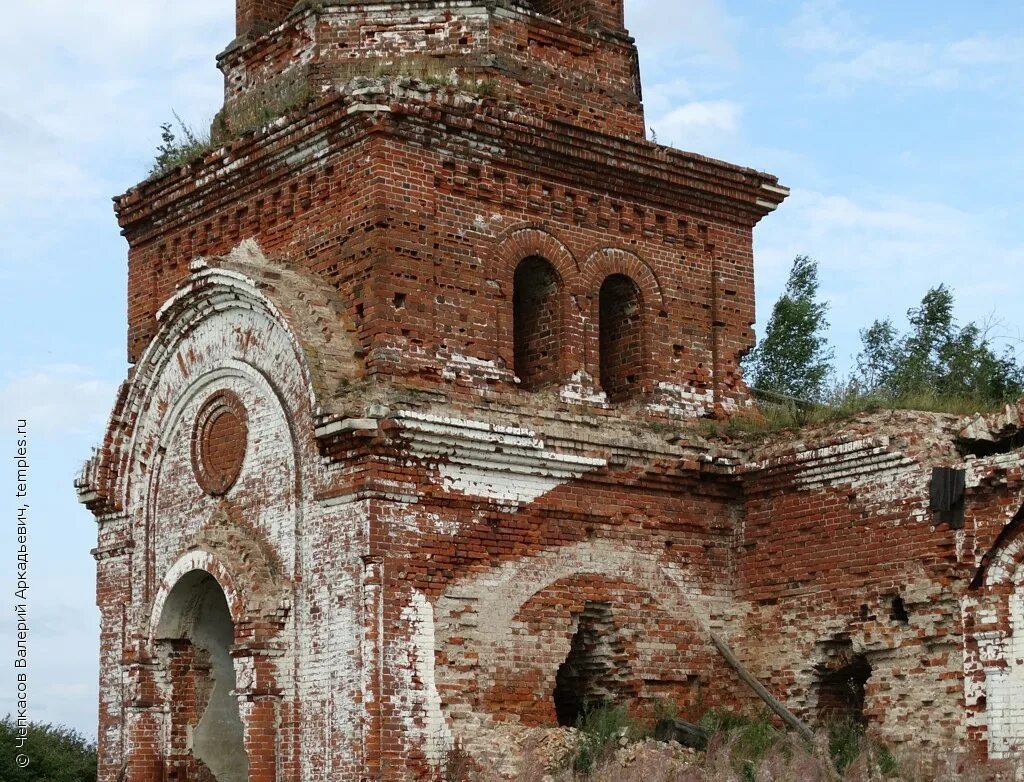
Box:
left=710, top=632, right=814, bottom=743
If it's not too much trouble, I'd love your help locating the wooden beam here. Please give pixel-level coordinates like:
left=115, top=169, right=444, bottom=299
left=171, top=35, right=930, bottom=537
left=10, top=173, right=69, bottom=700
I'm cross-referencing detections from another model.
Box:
left=710, top=632, right=814, bottom=743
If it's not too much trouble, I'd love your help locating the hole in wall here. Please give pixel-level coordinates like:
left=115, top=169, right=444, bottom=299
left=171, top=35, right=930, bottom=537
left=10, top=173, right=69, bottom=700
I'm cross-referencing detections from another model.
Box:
left=814, top=640, right=872, bottom=727
left=959, top=430, right=1024, bottom=457
left=890, top=596, right=909, bottom=624
left=553, top=601, right=633, bottom=727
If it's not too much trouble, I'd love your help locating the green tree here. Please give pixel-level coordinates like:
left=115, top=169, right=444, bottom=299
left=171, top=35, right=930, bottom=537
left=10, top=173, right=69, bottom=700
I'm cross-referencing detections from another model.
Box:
left=855, top=285, right=1024, bottom=406
left=0, top=718, right=97, bottom=782
left=855, top=318, right=899, bottom=391
left=745, top=255, right=834, bottom=401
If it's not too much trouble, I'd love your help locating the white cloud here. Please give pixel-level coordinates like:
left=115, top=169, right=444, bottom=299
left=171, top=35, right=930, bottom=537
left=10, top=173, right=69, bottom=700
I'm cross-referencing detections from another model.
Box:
left=0, top=111, right=105, bottom=208
left=649, top=99, right=742, bottom=151
left=641, top=78, right=696, bottom=118
left=0, top=1, right=232, bottom=227
left=627, top=0, right=738, bottom=67
left=1, top=1, right=230, bottom=69
left=781, top=1, right=1024, bottom=93
left=0, top=364, right=119, bottom=437
left=947, top=35, right=1024, bottom=66
left=783, top=0, right=864, bottom=54
left=813, top=40, right=962, bottom=91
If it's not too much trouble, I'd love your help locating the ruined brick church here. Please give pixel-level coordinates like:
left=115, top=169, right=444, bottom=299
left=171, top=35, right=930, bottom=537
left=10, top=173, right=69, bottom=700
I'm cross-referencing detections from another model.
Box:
left=77, top=1, right=1024, bottom=779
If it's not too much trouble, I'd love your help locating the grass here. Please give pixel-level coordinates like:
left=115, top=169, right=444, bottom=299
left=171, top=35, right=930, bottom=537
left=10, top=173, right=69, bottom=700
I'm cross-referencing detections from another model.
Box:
left=150, top=72, right=313, bottom=178
left=468, top=79, right=499, bottom=98
left=458, top=706, right=1011, bottom=781
left=214, top=71, right=313, bottom=141
left=149, top=111, right=216, bottom=176
left=697, top=710, right=781, bottom=780
left=569, top=703, right=642, bottom=773
left=695, top=388, right=1013, bottom=441
left=150, top=57, right=506, bottom=177
left=438, top=705, right=1022, bottom=781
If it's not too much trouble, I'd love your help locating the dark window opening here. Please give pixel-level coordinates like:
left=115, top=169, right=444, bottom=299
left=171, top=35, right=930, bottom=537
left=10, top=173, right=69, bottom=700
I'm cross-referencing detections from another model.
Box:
left=553, top=601, right=633, bottom=727
left=815, top=648, right=872, bottom=727
left=598, top=274, right=643, bottom=403
left=959, top=429, right=1024, bottom=457
left=890, top=596, right=909, bottom=624
left=513, top=256, right=562, bottom=389
left=929, top=467, right=966, bottom=529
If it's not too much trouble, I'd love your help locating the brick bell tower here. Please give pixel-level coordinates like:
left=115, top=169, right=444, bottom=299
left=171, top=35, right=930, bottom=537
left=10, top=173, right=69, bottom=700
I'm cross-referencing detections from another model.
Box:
left=79, top=1, right=787, bottom=780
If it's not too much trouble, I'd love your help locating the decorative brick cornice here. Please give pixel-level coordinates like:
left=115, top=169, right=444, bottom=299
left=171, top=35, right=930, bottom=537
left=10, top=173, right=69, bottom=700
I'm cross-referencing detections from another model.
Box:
left=115, top=81, right=786, bottom=243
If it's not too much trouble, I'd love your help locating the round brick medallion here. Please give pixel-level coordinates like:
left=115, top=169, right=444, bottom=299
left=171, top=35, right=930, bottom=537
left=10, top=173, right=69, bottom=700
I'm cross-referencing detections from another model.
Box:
left=192, top=391, right=248, bottom=496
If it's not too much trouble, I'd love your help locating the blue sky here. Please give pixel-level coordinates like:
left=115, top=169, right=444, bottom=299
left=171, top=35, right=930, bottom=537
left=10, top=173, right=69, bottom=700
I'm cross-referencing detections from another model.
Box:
left=1, top=1, right=1022, bottom=738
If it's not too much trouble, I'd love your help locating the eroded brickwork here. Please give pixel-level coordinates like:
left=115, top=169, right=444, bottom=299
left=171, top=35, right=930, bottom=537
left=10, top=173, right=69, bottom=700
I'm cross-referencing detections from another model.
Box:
left=79, top=2, right=1024, bottom=780
left=236, top=0, right=292, bottom=37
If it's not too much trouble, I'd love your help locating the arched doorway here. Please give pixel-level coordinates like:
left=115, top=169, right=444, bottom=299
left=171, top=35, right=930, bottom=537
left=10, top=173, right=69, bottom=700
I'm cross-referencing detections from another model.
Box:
left=155, top=569, right=249, bottom=782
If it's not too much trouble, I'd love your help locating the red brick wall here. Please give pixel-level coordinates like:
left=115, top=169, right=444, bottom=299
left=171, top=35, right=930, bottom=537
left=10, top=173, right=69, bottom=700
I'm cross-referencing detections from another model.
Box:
left=93, top=30, right=1024, bottom=773
left=533, top=0, right=625, bottom=31
left=736, top=436, right=971, bottom=749
left=122, top=125, right=379, bottom=364
left=90, top=4, right=792, bottom=779
left=236, top=0, right=293, bottom=36
left=360, top=457, right=755, bottom=778
left=163, top=641, right=216, bottom=781
left=485, top=575, right=720, bottom=726
left=119, top=92, right=776, bottom=413
left=94, top=542, right=130, bottom=781
left=219, top=4, right=645, bottom=140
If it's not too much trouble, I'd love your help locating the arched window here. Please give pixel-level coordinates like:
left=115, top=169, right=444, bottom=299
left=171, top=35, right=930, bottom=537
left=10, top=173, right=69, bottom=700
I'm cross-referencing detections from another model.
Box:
left=513, top=256, right=562, bottom=389
left=599, top=274, right=643, bottom=402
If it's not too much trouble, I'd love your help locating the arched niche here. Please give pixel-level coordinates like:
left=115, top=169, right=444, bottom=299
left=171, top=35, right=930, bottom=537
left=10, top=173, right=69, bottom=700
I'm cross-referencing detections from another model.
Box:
left=598, top=273, right=644, bottom=402
left=513, top=256, right=563, bottom=389
left=155, top=569, right=249, bottom=782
